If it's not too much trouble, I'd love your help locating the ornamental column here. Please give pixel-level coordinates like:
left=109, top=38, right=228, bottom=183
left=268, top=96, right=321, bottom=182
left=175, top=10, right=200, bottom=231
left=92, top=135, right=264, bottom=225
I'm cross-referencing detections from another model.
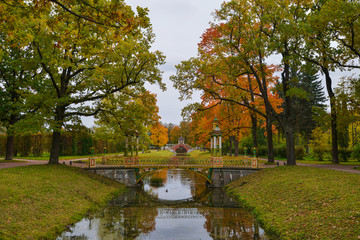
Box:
left=130, top=135, right=134, bottom=157
left=211, top=137, right=214, bottom=156
left=212, top=117, right=222, bottom=160
left=136, top=134, right=139, bottom=156
left=219, top=135, right=222, bottom=157
left=213, top=135, right=217, bottom=157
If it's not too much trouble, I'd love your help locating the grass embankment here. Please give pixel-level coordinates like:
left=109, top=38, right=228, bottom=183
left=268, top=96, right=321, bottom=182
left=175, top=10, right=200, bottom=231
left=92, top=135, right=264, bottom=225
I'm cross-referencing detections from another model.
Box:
left=138, top=149, right=174, bottom=157
left=298, top=159, right=360, bottom=166
left=0, top=165, right=125, bottom=240
left=227, top=166, right=360, bottom=240
left=188, top=150, right=211, bottom=157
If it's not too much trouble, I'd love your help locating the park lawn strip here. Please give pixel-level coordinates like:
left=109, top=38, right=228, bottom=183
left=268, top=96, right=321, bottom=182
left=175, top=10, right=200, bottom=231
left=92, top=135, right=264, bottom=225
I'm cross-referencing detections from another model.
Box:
left=188, top=150, right=211, bottom=157
left=226, top=166, right=360, bottom=240
left=138, top=150, right=174, bottom=157
left=0, top=164, right=125, bottom=240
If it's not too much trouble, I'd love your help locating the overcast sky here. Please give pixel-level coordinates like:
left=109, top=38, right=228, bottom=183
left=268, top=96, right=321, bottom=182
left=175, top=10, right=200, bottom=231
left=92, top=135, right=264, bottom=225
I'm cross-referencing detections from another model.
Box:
left=125, top=0, right=224, bottom=126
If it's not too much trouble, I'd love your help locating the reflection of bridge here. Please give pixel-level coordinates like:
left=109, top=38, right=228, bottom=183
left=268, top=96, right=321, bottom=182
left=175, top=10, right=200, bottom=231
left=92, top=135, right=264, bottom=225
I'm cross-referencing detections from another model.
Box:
left=157, top=208, right=212, bottom=219
left=86, top=156, right=260, bottom=187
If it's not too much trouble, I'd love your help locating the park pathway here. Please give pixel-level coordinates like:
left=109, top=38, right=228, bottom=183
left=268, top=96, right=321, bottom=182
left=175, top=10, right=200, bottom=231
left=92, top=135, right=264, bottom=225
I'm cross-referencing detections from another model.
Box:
left=0, top=158, right=86, bottom=169
left=261, top=160, right=360, bottom=174
left=1, top=157, right=359, bottom=174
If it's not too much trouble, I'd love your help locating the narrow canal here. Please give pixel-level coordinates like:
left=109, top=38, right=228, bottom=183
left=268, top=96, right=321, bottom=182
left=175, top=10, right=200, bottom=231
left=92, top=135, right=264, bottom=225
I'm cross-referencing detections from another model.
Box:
left=57, top=169, right=268, bottom=239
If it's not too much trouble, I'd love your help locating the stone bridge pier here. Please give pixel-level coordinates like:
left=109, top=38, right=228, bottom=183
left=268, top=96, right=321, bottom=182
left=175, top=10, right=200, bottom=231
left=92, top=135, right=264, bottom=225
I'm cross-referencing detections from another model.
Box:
left=208, top=168, right=260, bottom=188
left=86, top=168, right=139, bottom=187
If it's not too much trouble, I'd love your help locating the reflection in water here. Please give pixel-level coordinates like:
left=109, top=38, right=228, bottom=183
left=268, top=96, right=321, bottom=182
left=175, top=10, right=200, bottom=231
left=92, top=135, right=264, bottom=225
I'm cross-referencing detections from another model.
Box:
left=58, top=169, right=268, bottom=240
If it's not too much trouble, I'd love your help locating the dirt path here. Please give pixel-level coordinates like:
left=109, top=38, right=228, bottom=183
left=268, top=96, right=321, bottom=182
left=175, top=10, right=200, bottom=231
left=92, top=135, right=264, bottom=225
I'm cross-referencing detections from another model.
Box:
left=0, top=158, right=88, bottom=169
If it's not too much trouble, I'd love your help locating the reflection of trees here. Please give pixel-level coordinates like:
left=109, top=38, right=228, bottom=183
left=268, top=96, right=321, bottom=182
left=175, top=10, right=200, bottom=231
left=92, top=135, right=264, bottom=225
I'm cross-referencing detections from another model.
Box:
left=151, top=169, right=168, bottom=183
left=201, top=208, right=262, bottom=239
left=96, top=206, right=158, bottom=239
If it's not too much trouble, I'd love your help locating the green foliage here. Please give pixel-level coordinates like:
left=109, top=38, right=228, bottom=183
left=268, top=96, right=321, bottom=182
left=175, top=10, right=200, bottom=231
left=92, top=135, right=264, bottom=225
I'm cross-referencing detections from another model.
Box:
left=16, top=135, right=31, bottom=157
left=338, top=149, right=352, bottom=162
left=352, top=144, right=360, bottom=162
left=257, top=145, right=268, bottom=157
left=0, top=134, right=6, bottom=156
left=309, top=127, right=331, bottom=161
left=274, top=143, right=287, bottom=158
left=227, top=166, right=360, bottom=239
left=295, top=146, right=305, bottom=160
left=239, top=135, right=253, bottom=151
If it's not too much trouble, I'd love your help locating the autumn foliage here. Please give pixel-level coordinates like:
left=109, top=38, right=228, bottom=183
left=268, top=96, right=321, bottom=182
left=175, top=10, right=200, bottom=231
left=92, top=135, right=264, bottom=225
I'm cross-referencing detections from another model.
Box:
left=150, top=123, right=169, bottom=150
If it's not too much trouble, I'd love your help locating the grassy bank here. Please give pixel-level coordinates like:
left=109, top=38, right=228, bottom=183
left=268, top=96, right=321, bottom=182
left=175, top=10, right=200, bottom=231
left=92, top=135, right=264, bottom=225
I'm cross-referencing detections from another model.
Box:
left=0, top=165, right=125, bottom=239
left=188, top=150, right=211, bottom=157
left=138, top=150, right=174, bottom=157
left=227, top=166, right=360, bottom=239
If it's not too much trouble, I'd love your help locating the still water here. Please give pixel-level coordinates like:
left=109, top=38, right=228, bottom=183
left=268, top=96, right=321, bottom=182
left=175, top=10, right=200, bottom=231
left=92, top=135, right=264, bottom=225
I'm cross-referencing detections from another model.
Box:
left=57, top=169, right=268, bottom=240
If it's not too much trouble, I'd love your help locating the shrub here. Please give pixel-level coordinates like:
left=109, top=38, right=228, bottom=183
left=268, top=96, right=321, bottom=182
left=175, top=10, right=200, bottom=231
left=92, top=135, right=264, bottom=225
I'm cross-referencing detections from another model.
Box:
left=352, top=144, right=360, bottom=162
left=339, top=149, right=352, bottom=162
left=257, top=145, right=268, bottom=157
left=274, top=143, right=287, bottom=158
left=309, top=127, right=331, bottom=161
left=295, top=146, right=305, bottom=160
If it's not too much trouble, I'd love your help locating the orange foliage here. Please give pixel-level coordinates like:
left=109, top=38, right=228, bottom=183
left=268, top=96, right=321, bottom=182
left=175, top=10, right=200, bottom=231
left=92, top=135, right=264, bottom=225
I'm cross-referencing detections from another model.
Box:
left=187, top=24, right=283, bottom=146
left=169, top=126, right=181, bottom=144
left=150, top=123, right=169, bottom=148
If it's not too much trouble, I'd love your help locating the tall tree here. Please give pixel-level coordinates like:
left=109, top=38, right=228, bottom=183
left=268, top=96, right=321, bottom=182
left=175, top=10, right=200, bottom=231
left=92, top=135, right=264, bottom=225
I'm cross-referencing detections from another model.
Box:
left=287, top=64, right=327, bottom=152
left=26, top=1, right=164, bottom=163
left=0, top=2, right=44, bottom=160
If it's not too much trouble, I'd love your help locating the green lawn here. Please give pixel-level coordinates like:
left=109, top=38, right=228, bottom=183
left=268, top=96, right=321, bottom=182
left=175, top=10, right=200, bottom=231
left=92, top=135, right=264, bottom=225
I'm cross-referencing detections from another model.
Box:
left=0, top=160, right=26, bottom=163
left=138, top=149, right=174, bottom=157
left=188, top=150, right=211, bottom=157
left=297, top=159, right=360, bottom=166
left=0, top=165, right=125, bottom=240
left=227, top=166, right=360, bottom=239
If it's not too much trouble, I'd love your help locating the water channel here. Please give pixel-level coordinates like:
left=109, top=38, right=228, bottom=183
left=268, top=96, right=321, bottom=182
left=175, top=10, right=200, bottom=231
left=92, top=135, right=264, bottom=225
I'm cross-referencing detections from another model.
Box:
left=57, top=169, right=269, bottom=239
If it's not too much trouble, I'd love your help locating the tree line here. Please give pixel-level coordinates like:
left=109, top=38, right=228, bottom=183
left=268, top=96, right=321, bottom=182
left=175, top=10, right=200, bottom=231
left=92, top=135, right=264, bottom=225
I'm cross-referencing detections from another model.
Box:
left=171, top=0, right=360, bottom=165
left=0, top=0, right=165, bottom=163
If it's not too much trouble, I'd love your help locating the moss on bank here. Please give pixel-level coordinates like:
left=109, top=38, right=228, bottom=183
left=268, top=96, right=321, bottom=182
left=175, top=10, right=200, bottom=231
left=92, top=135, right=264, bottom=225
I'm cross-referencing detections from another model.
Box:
left=227, top=166, right=360, bottom=240
left=0, top=165, right=125, bottom=239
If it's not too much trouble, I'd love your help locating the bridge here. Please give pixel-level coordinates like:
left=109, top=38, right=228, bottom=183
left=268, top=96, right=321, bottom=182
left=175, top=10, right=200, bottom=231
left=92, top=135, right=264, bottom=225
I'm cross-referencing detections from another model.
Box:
left=85, top=155, right=260, bottom=187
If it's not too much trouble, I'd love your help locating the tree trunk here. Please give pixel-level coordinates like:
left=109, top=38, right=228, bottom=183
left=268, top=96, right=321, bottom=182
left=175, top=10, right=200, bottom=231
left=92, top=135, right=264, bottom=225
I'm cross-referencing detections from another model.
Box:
left=5, top=135, right=15, bottom=160
left=251, top=113, right=258, bottom=157
left=49, top=105, right=66, bottom=164
left=306, top=133, right=310, bottom=155
left=49, top=131, right=61, bottom=164
left=5, top=114, right=17, bottom=160
left=281, top=49, right=296, bottom=166
left=330, top=100, right=339, bottom=163
left=322, top=67, right=339, bottom=163
left=266, top=114, right=275, bottom=163
left=285, top=127, right=296, bottom=165
left=228, top=137, right=233, bottom=156
left=233, top=137, right=239, bottom=156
